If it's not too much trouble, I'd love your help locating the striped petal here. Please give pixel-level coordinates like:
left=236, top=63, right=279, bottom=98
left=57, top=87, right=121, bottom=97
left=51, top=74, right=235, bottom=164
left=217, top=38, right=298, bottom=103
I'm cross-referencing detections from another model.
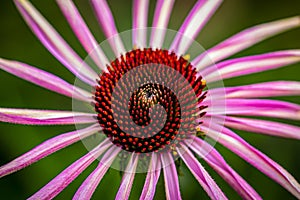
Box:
left=211, top=81, right=300, bottom=99
left=28, top=139, right=111, bottom=200
left=0, top=108, right=96, bottom=125
left=140, top=154, right=161, bottom=200
left=73, top=146, right=121, bottom=200
left=177, top=145, right=227, bottom=200
left=150, top=0, right=175, bottom=49
left=132, top=0, right=149, bottom=48
left=161, top=153, right=182, bottom=200
left=224, top=116, right=300, bottom=139
left=56, top=0, right=109, bottom=72
left=0, top=124, right=100, bottom=178
left=193, top=16, right=300, bottom=71
left=202, top=125, right=300, bottom=199
left=170, top=0, right=222, bottom=55
left=14, top=0, right=98, bottom=86
left=201, top=50, right=300, bottom=83
left=0, top=58, right=91, bottom=102
left=205, top=99, right=300, bottom=120
left=91, top=0, right=126, bottom=57
left=115, top=154, right=139, bottom=200
left=189, top=137, right=262, bottom=200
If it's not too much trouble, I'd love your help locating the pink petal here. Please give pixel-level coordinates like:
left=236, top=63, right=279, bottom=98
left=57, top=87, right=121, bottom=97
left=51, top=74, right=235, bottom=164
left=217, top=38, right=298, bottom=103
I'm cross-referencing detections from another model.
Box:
left=0, top=124, right=100, bottom=178
left=0, top=58, right=91, bottom=102
left=161, top=152, right=182, bottom=200
left=177, top=145, right=228, bottom=200
left=170, top=0, right=222, bottom=55
left=193, top=16, right=300, bottom=71
left=189, top=136, right=262, bottom=200
left=73, top=146, right=121, bottom=200
left=202, top=125, right=300, bottom=199
left=132, top=0, right=149, bottom=48
left=140, top=153, right=161, bottom=200
left=201, top=50, right=300, bottom=82
left=91, top=0, right=126, bottom=57
left=211, top=81, right=300, bottom=98
left=204, top=99, right=300, bottom=120
left=28, top=139, right=111, bottom=200
left=14, top=0, right=98, bottom=86
left=150, top=0, right=175, bottom=49
left=224, top=116, right=300, bottom=139
left=0, top=108, right=96, bottom=125
left=115, top=154, right=139, bottom=200
left=56, top=0, right=109, bottom=72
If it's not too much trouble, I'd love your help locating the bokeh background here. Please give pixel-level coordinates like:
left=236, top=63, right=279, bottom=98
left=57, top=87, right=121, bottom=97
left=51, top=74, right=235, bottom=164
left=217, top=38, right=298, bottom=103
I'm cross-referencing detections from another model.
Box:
left=0, top=0, right=300, bottom=199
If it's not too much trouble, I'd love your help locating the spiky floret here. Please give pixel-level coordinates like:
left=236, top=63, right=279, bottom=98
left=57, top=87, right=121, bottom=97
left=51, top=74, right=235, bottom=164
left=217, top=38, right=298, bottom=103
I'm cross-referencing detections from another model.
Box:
left=94, top=48, right=206, bottom=153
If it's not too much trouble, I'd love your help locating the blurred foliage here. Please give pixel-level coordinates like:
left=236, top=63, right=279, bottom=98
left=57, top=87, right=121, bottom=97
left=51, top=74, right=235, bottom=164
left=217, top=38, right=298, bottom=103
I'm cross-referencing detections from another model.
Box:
left=0, top=0, right=299, bottom=199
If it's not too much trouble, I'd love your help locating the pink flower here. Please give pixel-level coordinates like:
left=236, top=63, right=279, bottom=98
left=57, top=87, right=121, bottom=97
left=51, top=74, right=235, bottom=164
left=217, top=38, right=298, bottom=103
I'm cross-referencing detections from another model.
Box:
left=0, top=0, right=299, bottom=199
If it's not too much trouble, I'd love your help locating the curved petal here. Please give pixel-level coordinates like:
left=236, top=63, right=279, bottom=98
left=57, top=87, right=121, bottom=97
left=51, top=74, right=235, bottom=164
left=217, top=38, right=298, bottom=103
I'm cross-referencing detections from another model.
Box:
left=132, top=0, right=149, bottom=48
left=204, top=99, right=300, bottom=120
left=170, top=0, right=222, bottom=55
left=28, top=139, right=111, bottom=200
left=56, top=0, right=109, bottom=72
left=0, top=108, right=96, bottom=125
left=91, top=0, right=126, bottom=57
left=140, top=153, right=161, bottom=200
left=0, top=124, right=101, bottom=178
left=115, top=154, right=139, bottom=200
left=211, top=81, right=300, bottom=99
left=177, top=145, right=228, bottom=200
left=0, top=58, right=91, bottom=102
left=14, top=0, right=98, bottom=86
left=150, top=0, right=175, bottom=49
left=193, top=16, right=300, bottom=71
left=202, top=125, right=300, bottom=199
left=201, top=50, right=300, bottom=83
left=73, top=146, right=121, bottom=200
left=161, top=152, right=182, bottom=200
left=189, top=136, right=262, bottom=200
left=224, top=116, right=300, bottom=139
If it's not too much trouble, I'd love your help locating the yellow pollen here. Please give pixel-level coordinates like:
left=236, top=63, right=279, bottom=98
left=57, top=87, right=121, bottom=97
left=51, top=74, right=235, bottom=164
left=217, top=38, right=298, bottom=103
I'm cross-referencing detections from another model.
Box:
left=183, top=54, right=190, bottom=61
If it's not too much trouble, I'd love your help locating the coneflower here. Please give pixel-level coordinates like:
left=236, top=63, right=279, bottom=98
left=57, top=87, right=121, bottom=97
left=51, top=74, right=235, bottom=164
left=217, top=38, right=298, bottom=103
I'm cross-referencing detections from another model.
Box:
left=0, top=0, right=299, bottom=199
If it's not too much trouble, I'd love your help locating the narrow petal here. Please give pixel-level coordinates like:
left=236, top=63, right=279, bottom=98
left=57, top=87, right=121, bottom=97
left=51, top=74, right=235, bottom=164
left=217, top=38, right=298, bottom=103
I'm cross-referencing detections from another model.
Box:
left=193, top=16, right=300, bottom=71
left=201, top=50, right=300, bottom=83
left=140, top=154, right=161, bottom=200
left=189, top=136, right=262, bottom=200
left=132, top=0, right=149, bottom=48
left=0, top=108, right=96, bottom=125
left=161, top=153, right=182, bottom=200
left=202, top=125, right=300, bottom=199
left=211, top=81, right=300, bottom=99
left=28, top=139, right=111, bottom=200
left=0, top=58, right=91, bottom=102
left=204, top=99, right=300, bottom=120
left=224, top=116, right=300, bottom=139
left=73, top=146, right=121, bottom=200
left=177, top=145, right=228, bottom=200
left=0, top=124, right=100, bottom=178
left=91, top=0, right=126, bottom=57
left=170, top=0, right=222, bottom=55
left=14, top=0, right=98, bottom=85
left=150, top=0, right=175, bottom=49
left=56, top=0, right=109, bottom=72
left=115, top=154, right=139, bottom=200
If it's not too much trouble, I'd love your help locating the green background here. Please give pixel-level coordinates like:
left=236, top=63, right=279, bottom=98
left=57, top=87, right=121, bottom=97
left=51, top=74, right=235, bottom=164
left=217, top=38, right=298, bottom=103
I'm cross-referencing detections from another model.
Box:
left=0, top=0, right=300, bottom=199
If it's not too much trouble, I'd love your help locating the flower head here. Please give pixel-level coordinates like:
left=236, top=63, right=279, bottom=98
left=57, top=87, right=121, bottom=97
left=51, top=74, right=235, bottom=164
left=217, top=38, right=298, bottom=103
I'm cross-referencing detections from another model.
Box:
left=0, top=0, right=300, bottom=199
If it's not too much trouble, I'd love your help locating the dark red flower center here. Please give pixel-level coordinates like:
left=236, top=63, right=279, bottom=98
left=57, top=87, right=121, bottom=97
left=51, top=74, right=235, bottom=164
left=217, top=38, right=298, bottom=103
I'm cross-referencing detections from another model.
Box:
left=94, top=48, right=206, bottom=153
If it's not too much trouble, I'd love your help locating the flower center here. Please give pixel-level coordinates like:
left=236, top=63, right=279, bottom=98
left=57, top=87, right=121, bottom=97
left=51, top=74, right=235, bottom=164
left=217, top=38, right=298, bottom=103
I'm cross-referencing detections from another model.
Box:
left=94, top=48, right=206, bottom=153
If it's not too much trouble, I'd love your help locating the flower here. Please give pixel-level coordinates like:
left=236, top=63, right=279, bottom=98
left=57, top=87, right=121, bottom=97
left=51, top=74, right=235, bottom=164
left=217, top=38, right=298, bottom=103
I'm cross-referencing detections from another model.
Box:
left=0, top=0, right=300, bottom=199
